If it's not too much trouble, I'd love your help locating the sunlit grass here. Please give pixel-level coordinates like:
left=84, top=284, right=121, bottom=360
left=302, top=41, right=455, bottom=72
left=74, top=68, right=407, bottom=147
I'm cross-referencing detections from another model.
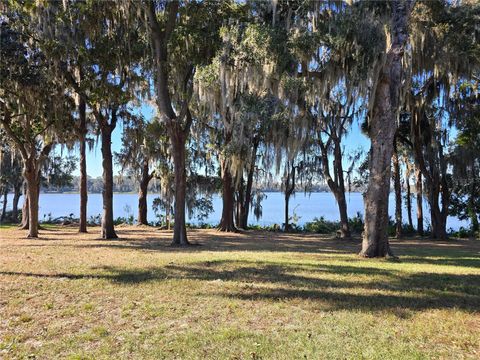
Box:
left=0, top=226, right=479, bottom=359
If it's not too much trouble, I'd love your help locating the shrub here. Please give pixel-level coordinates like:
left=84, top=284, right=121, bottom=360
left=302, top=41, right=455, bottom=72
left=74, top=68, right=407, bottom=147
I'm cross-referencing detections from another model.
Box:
left=303, top=217, right=338, bottom=234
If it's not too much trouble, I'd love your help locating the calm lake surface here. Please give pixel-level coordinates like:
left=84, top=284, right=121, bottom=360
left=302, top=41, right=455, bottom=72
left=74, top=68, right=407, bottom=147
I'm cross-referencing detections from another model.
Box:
left=5, top=192, right=468, bottom=230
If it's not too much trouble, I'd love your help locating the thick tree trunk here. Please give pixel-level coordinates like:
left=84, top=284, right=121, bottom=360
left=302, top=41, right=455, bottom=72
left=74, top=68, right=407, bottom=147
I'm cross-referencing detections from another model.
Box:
left=427, top=157, right=449, bottom=241
left=27, top=181, right=39, bottom=238
left=137, top=158, right=151, bottom=226
left=24, top=160, right=39, bottom=238
left=415, top=166, right=424, bottom=235
left=219, top=157, right=236, bottom=232
left=11, top=183, right=21, bottom=223
left=360, top=0, right=411, bottom=258
left=362, top=132, right=395, bottom=256
left=429, top=190, right=448, bottom=240
left=219, top=129, right=236, bottom=232
left=137, top=184, right=148, bottom=226
left=236, top=141, right=258, bottom=229
left=170, top=125, right=189, bottom=246
left=79, top=98, right=88, bottom=233
left=101, top=127, right=117, bottom=239
left=393, top=142, right=402, bottom=238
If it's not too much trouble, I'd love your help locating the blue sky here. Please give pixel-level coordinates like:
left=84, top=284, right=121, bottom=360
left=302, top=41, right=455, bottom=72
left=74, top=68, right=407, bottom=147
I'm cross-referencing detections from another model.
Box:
left=71, top=104, right=156, bottom=178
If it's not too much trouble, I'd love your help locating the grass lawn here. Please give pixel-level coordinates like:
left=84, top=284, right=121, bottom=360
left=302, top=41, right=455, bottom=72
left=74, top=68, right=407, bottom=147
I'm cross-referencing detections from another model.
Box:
left=0, top=226, right=479, bottom=359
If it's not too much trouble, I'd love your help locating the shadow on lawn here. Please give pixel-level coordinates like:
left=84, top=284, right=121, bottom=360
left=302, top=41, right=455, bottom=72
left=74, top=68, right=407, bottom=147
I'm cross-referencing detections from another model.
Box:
left=2, top=259, right=479, bottom=313
left=9, top=227, right=480, bottom=265
left=41, top=240, right=480, bottom=269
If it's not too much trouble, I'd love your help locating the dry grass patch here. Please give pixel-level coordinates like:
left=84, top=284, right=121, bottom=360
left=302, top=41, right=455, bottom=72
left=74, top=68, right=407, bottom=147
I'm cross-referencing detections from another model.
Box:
left=1, top=226, right=479, bottom=359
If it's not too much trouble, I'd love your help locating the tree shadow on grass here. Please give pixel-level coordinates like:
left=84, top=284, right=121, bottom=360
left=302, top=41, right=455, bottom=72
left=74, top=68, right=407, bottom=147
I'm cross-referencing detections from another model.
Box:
left=90, top=229, right=364, bottom=255
left=2, top=259, right=479, bottom=313
left=164, top=260, right=480, bottom=312
left=0, top=268, right=163, bottom=284
left=7, top=228, right=479, bottom=267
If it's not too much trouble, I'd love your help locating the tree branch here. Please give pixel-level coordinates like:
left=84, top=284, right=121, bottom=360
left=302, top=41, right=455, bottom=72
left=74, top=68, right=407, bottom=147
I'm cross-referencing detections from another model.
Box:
left=0, top=108, right=28, bottom=160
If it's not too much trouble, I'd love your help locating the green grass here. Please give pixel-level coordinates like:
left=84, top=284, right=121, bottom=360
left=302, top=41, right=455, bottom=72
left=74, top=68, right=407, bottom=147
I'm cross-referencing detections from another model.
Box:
left=0, top=226, right=479, bottom=359
left=0, top=223, right=57, bottom=230
left=0, top=223, right=18, bottom=230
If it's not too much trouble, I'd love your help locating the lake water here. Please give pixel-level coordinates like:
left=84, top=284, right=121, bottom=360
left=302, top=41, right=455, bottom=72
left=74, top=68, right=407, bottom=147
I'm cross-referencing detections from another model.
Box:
left=4, top=192, right=468, bottom=230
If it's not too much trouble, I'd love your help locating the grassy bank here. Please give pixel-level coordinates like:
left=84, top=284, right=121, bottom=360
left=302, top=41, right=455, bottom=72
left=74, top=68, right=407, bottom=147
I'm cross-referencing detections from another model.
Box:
left=0, top=226, right=479, bottom=359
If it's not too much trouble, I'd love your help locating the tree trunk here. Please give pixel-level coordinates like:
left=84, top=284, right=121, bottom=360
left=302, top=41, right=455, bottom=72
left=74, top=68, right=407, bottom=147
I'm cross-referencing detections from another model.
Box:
left=236, top=141, right=258, bottom=229
left=219, top=128, right=236, bottom=232
left=335, top=191, right=350, bottom=238
left=100, top=126, right=117, bottom=239
left=284, top=190, right=290, bottom=231
left=429, top=190, right=447, bottom=240
left=319, top=137, right=351, bottom=238
left=79, top=98, right=88, bottom=233
left=426, top=164, right=449, bottom=241
left=20, top=182, right=29, bottom=229
left=24, top=159, right=39, bottom=238
left=242, top=143, right=257, bottom=229
left=393, top=142, right=402, bottom=238
left=165, top=199, right=171, bottom=230
left=415, top=166, right=424, bottom=235
left=147, top=1, right=191, bottom=245
left=137, top=158, right=150, bottom=225
left=414, top=129, right=449, bottom=240
left=219, top=156, right=236, bottom=232
left=1, top=189, right=7, bottom=222
left=170, top=125, right=189, bottom=245
left=360, top=0, right=411, bottom=258
left=284, top=161, right=295, bottom=232
left=405, top=161, right=413, bottom=230
left=235, top=179, right=246, bottom=229
left=11, top=182, right=21, bottom=223
left=333, top=140, right=351, bottom=238
left=27, top=180, right=39, bottom=238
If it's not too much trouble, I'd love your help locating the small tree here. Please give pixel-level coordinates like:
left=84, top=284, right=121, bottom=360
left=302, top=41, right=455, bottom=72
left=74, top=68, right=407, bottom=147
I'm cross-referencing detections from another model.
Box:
left=116, top=118, right=166, bottom=225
